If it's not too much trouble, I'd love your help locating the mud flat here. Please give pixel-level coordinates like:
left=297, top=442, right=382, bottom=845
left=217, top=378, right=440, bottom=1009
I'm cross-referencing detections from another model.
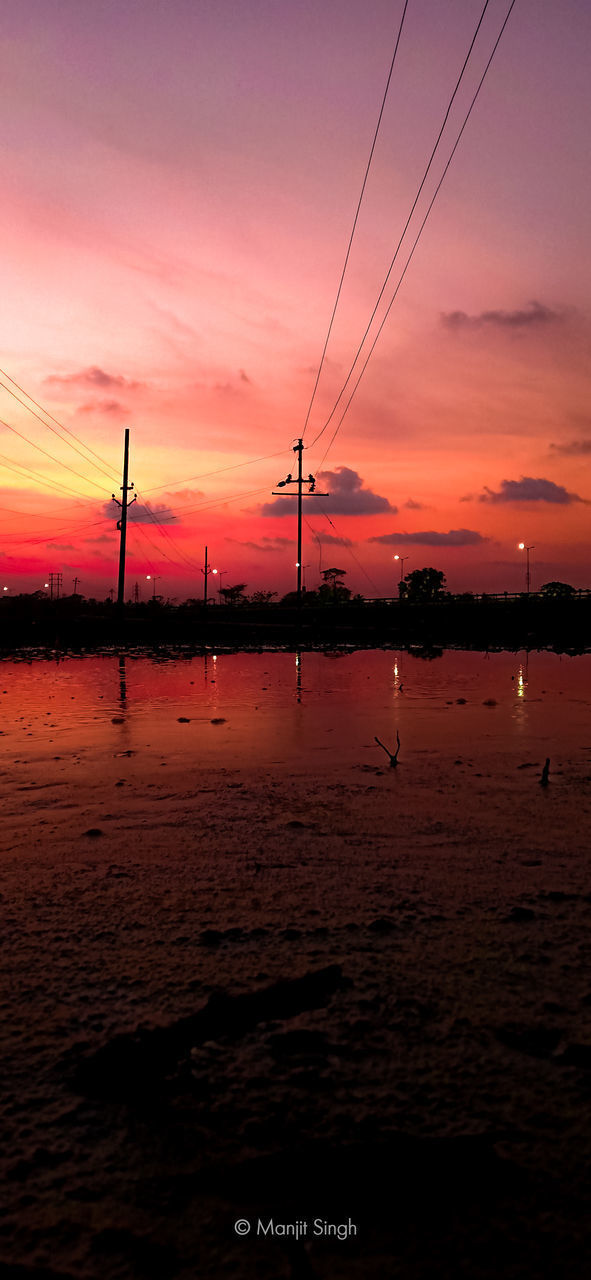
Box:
left=2, top=714, right=591, bottom=1278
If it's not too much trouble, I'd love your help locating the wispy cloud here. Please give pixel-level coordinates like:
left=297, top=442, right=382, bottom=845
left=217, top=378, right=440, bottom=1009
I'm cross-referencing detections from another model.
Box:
left=76, top=399, right=128, bottom=416
left=225, top=535, right=291, bottom=553
left=45, top=366, right=142, bottom=391
left=549, top=439, right=591, bottom=456
left=441, top=300, right=561, bottom=331
left=369, top=529, right=488, bottom=547
left=480, top=476, right=586, bottom=504
left=262, top=467, right=394, bottom=517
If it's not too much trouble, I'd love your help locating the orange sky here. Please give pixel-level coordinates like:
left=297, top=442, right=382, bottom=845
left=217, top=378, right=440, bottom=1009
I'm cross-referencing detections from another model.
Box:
left=1, top=0, right=590, bottom=599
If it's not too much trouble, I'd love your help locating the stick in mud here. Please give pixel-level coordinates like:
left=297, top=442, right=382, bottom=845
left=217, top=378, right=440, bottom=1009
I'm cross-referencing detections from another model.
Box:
left=540, top=757, right=550, bottom=787
left=374, top=730, right=401, bottom=767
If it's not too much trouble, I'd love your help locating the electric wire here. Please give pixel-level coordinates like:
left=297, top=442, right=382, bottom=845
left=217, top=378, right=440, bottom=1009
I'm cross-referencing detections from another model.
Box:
left=140, top=448, right=291, bottom=496
left=0, top=449, right=101, bottom=502
left=0, top=368, right=121, bottom=481
left=307, top=0, right=494, bottom=451
left=312, top=0, right=517, bottom=476
left=301, top=0, right=410, bottom=438
left=0, top=414, right=110, bottom=494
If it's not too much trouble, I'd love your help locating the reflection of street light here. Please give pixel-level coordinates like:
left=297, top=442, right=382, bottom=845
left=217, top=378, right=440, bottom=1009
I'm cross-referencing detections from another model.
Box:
left=518, top=543, right=534, bottom=594
left=393, top=554, right=409, bottom=596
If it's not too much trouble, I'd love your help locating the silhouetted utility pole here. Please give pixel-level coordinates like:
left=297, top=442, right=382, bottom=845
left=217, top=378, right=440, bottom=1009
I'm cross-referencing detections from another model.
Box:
left=273, top=440, right=328, bottom=604
left=72, top=576, right=80, bottom=596
left=48, top=571, right=62, bottom=601
left=202, top=545, right=213, bottom=606
left=133, top=581, right=139, bottom=605
left=112, top=428, right=136, bottom=609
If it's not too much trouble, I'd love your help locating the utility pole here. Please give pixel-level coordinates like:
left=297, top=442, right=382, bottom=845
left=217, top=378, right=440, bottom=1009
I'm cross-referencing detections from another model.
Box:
left=48, top=571, right=62, bottom=601
left=112, top=428, right=136, bottom=609
left=202, top=545, right=213, bottom=606
left=273, top=440, right=328, bottom=605
left=72, top=576, right=80, bottom=596
left=133, top=581, right=139, bottom=605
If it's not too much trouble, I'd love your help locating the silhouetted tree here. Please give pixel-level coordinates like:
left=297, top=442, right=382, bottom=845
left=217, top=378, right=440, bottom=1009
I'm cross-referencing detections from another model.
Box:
left=318, top=567, right=351, bottom=603
left=540, top=581, right=576, bottom=598
left=219, top=583, right=247, bottom=605
left=400, top=567, right=446, bottom=602
left=249, top=590, right=278, bottom=604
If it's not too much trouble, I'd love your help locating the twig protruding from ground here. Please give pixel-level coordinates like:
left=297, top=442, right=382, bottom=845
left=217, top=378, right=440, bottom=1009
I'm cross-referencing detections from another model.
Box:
left=540, top=757, right=550, bottom=787
left=375, top=730, right=401, bottom=767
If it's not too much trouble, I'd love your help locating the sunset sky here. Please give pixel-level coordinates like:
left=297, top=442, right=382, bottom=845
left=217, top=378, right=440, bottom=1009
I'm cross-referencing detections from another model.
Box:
left=1, top=0, right=590, bottom=599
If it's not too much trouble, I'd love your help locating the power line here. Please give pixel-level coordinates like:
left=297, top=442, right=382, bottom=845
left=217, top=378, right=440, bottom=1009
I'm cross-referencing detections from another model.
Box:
left=140, top=448, right=290, bottom=496
left=307, top=0, right=494, bottom=451
left=0, top=368, right=120, bottom=481
left=0, top=414, right=110, bottom=494
left=318, top=509, right=381, bottom=594
left=312, top=0, right=517, bottom=476
left=301, top=0, right=410, bottom=439
left=0, top=448, right=99, bottom=502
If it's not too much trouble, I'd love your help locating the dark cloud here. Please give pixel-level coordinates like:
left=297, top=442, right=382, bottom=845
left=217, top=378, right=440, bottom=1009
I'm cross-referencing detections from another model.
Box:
left=550, top=439, right=591, bottom=456
left=47, top=542, right=75, bottom=551
left=480, top=476, right=585, bottom=504
left=45, top=366, right=142, bottom=391
left=261, top=467, right=394, bottom=517
left=84, top=533, right=117, bottom=544
left=225, top=535, right=291, bottom=553
left=310, top=531, right=353, bottom=547
left=102, top=500, right=177, bottom=524
left=404, top=499, right=426, bottom=510
left=369, top=529, right=488, bottom=547
left=76, top=399, right=128, bottom=416
left=441, top=300, right=561, bottom=331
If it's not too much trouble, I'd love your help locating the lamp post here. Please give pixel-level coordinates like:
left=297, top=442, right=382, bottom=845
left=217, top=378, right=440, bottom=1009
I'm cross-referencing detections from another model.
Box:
left=212, top=568, right=226, bottom=603
left=393, top=554, right=409, bottom=597
left=146, top=574, right=161, bottom=601
left=295, top=562, right=310, bottom=590
left=518, top=543, right=534, bottom=594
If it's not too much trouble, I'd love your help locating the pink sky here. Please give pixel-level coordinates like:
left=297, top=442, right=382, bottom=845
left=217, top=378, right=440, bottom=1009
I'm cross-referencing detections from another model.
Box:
left=1, top=0, right=590, bottom=600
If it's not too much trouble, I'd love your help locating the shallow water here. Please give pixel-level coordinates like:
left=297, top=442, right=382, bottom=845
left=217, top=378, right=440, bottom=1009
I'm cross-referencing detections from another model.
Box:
left=1, top=648, right=589, bottom=779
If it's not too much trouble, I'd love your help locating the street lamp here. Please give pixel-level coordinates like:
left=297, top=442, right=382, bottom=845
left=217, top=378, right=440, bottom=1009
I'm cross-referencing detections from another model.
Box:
left=295, top=562, right=310, bottom=590
left=146, top=574, right=161, bottom=601
left=212, top=568, right=227, bottom=603
left=518, top=543, right=534, bottom=594
left=393, top=554, right=409, bottom=597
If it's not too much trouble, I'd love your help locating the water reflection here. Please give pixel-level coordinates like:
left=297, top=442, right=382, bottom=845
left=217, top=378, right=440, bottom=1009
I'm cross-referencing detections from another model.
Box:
left=118, top=655, right=127, bottom=706
left=295, top=651, right=302, bottom=703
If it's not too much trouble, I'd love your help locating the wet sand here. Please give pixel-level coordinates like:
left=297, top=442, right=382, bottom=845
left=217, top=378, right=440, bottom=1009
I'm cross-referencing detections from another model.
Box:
left=2, top=726, right=591, bottom=1278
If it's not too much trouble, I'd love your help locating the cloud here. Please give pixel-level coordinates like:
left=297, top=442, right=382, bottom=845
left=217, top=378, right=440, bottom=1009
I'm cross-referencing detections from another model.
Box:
left=369, top=529, right=488, bottom=547
left=261, top=467, right=394, bottom=517
left=441, top=300, right=561, bottom=331
left=225, top=535, right=291, bottom=553
left=550, top=439, right=591, bottom=456
left=45, top=366, right=142, bottom=391
left=76, top=399, right=128, bottom=416
left=309, top=531, right=353, bottom=547
left=102, top=500, right=177, bottom=524
left=479, top=476, right=586, bottom=504
left=84, top=533, right=117, bottom=544
left=404, top=499, right=426, bottom=510
left=46, top=542, right=75, bottom=551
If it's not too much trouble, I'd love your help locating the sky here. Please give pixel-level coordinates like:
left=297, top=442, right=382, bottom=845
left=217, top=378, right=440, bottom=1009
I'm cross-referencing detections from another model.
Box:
left=1, top=0, right=590, bottom=600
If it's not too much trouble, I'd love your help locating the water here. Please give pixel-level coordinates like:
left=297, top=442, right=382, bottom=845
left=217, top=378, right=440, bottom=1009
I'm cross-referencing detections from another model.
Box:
left=1, top=648, right=589, bottom=780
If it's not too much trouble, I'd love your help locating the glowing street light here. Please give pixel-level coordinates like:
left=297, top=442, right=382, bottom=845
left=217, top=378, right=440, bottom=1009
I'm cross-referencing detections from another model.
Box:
left=518, top=543, right=535, bottom=594
left=212, top=568, right=227, bottom=602
left=393, top=554, right=409, bottom=596
left=146, top=574, right=161, bottom=600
